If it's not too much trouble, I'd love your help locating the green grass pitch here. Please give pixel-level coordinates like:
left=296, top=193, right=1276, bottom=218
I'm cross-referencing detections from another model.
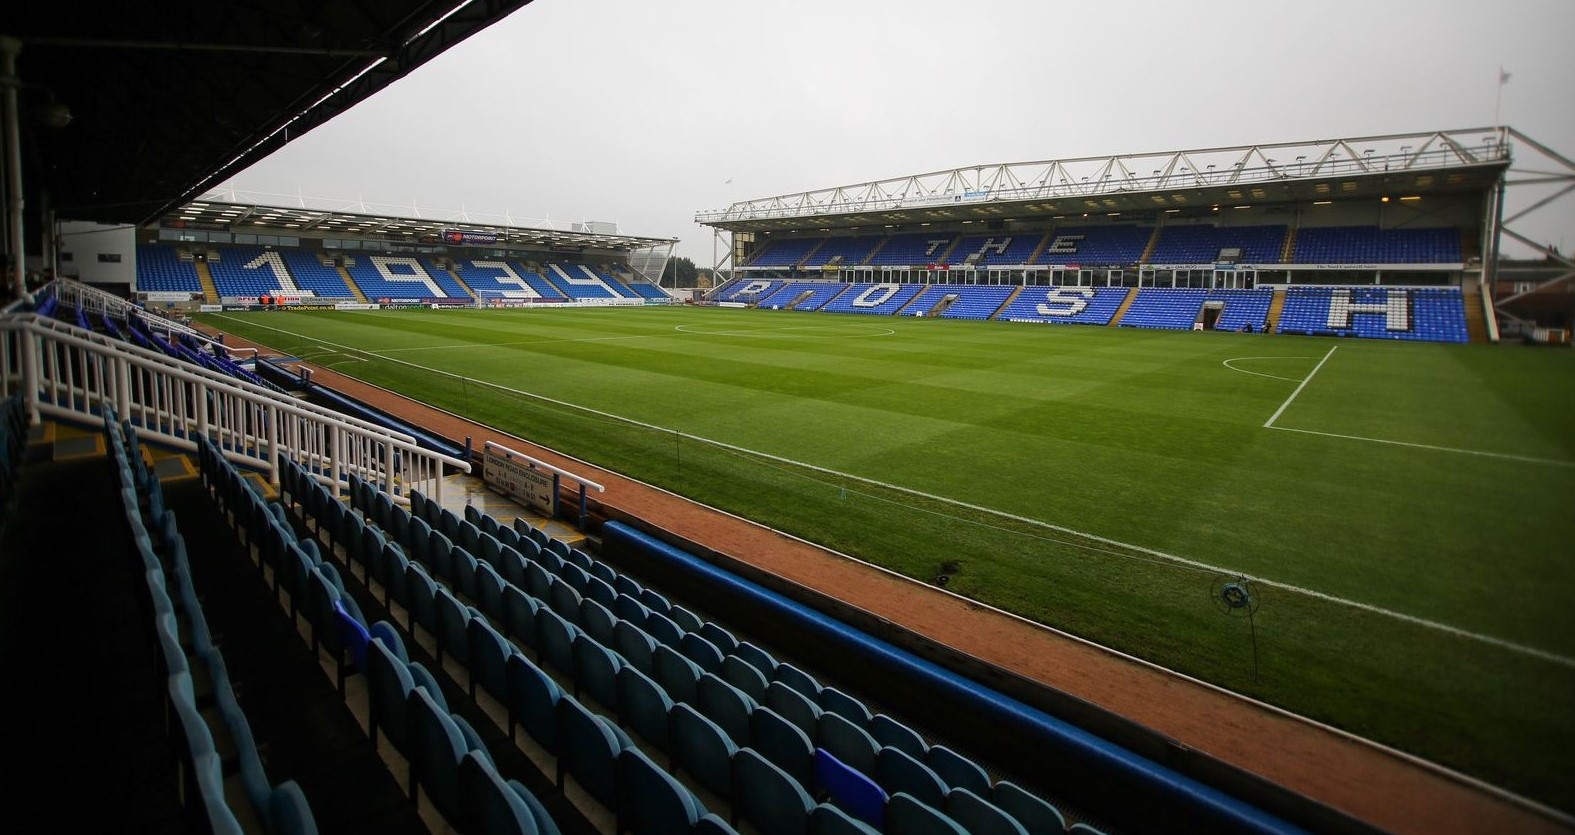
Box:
left=199, top=304, right=1575, bottom=808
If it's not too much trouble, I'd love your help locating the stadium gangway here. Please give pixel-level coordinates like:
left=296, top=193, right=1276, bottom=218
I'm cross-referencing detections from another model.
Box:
left=483, top=440, right=604, bottom=529
left=0, top=312, right=469, bottom=504
left=51, top=277, right=256, bottom=359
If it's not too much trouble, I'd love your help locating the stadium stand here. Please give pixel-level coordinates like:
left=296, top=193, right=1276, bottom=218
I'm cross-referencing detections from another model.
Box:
left=820, top=283, right=927, bottom=316
left=759, top=281, right=848, bottom=311
left=508, top=262, right=570, bottom=298
left=902, top=284, right=1016, bottom=320
left=1275, top=286, right=1468, bottom=342
left=455, top=258, right=552, bottom=299
left=946, top=235, right=1042, bottom=267
left=543, top=264, right=618, bottom=299
left=346, top=253, right=469, bottom=300
left=804, top=237, right=881, bottom=269
left=1148, top=225, right=1288, bottom=264
left=1117, top=288, right=1274, bottom=331
left=994, top=286, right=1130, bottom=326
left=715, top=278, right=784, bottom=303
left=619, top=269, right=671, bottom=301
left=1212, top=289, right=1276, bottom=332
left=135, top=244, right=203, bottom=293
left=1293, top=225, right=1463, bottom=264
left=749, top=237, right=823, bottom=268
left=293, top=463, right=1143, bottom=835
left=1117, top=289, right=1210, bottom=330
left=868, top=234, right=959, bottom=267
left=208, top=246, right=309, bottom=298
left=1034, top=226, right=1152, bottom=265
left=280, top=249, right=356, bottom=297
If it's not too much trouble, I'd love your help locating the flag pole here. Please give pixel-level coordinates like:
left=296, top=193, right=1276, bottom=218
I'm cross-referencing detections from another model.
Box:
left=1495, top=66, right=1511, bottom=130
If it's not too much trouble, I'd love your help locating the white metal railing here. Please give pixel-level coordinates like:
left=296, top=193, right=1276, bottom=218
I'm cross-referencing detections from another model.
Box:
left=483, top=440, right=604, bottom=528
left=51, top=277, right=255, bottom=358
left=0, top=312, right=469, bottom=502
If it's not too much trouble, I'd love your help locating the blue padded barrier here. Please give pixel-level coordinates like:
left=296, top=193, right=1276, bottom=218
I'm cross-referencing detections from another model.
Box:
left=600, top=521, right=1306, bottom=835
left=304, top=384, right=466, bottom=460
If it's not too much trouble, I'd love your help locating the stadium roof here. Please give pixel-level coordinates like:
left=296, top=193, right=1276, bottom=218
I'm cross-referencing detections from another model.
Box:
left=7, top=0, right=534, bottom=226
left=695, top=128, right=1511, bottom=234
left=164, top=195, right=676, bottom=252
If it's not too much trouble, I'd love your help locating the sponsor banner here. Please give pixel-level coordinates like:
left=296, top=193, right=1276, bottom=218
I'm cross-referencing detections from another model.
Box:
left=160, top=218, right=230, bottom=232
left=199, top=304, right=224, bottom=313
left=334, top=302, right=379, bottom=310
left=1281, top=263, right=1463, bottom=271
left=142, top=291, right=201, bottom=301
left=483, top=450, right=556, bottom=515
left=441, top=229, right=499, bottom=246
left=718, top=301, right=748, bottom=308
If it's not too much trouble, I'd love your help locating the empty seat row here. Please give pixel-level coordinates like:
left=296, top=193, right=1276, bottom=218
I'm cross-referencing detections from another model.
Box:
left=204, top=439, right=566, bottom=835
left=114, top=413, right=319, bottom=835
left=326, top=473, right=1096, bottom=835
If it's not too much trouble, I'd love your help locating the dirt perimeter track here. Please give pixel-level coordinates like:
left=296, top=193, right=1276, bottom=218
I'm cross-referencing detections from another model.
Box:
left=221, top=330, right=1566, bottom=835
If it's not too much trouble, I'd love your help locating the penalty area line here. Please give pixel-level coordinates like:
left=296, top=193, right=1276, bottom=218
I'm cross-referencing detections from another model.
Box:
left=1267, top=425, right=1575, bottom=469
left=1264, top=344, right=1337, bottom=428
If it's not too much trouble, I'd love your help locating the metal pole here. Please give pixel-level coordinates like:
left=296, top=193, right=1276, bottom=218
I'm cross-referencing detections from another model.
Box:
left=2, top=37, right=26, bottom=302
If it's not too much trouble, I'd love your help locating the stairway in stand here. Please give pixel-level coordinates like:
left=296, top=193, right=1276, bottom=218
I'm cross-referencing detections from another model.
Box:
left=1266, top=288, right=1287, bottom=334
left=1462, top=284, right=1491, bottom=343
left=195, top=261, right=220, bottom=304
left=1107, top=287, right=1140, bottom=326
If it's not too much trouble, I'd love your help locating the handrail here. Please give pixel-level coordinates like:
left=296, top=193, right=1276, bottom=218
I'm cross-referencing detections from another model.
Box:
left=483, top=439, right=604, bottom=529
left=0, top=313, right=468, bottom=503
left=50, top=277, right=255, bottom=358
left=484, top=440, right=605, bottom=492
left=10, top=313, right=416, bottom=442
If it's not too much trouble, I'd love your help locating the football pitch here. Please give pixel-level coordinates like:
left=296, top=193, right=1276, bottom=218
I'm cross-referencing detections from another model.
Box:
left=199, top=304, right=1575, bottom=808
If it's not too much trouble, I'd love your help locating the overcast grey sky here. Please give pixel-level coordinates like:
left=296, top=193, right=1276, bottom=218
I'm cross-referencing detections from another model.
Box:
left=224, top=0, right=1575, bottom=263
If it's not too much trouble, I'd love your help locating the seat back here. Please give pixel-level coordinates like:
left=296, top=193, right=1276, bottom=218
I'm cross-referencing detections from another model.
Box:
left=750, top=705, right=815, bottom=789
left=669, top=703, right=737, bottom=800
left=537, top=601, right=581, bottom=668
left=945, top=788, right=1030, bottom=835
left=817, top=711, right=880, bottom=777
left=572, top=633, right=624, bottom=710
left=733, top=748, right=815, bottom=835
left=875, top=747, right=949, bottom=810
left=991, top=781, right=1068, bottom=835
left=928, top=744, right=992, bottom=797
left=696, top=673, right=755, bottom=746
left=555, top=695, right=623, bottom=808
left=652, top=644, right=702, bottom=706
left=887, top=793, right=969, bottom=835
left=618, top=746, right=704, bottom=835
left=506, top=652, right=561, bottom=749
left=459, top=750, right=539, bottom=835
left=869, top=714, right=927, bottom=760
left=616, top=665, right=674, bottom=753
left=812, top=748, right=887, bottom=829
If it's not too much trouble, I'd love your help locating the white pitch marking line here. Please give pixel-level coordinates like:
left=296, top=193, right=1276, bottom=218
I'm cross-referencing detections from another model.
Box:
left=1221, top=356, right=1318, bottom=383
left=375, top=333, right=658, bottom=354
left=1267, top=425, right=1575, bottom=469
left=1264, top=344, right=1338, bottom=428
left=206, top=314, right=1575, bottom=669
